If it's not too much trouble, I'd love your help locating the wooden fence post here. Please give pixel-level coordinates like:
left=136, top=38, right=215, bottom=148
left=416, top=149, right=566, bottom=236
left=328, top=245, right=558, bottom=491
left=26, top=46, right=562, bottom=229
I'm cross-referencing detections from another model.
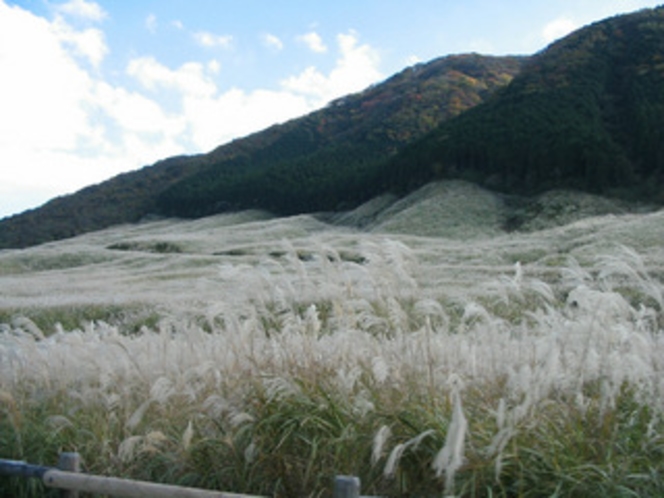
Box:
left=333, top=475, right=360, bottom=498
left=57, top=453, right=80, bottom=498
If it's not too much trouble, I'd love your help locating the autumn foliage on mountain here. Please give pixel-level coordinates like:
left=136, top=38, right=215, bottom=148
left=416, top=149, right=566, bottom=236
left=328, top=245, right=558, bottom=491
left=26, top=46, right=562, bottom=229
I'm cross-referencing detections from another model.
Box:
left=386, top=6, right=664, bottom=198
left=154, top=54, right=523, bottom=217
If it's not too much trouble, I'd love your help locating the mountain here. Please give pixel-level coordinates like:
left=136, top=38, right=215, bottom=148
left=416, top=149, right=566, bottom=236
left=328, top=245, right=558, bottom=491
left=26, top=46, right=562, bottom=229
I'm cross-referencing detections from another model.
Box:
left=3, top=6, right=664, bottom=250
left=386, top=6, right=664, bottom=202
left=0, top=53, right=524, bottom=249
left=155, top=54, right=524, bottom=218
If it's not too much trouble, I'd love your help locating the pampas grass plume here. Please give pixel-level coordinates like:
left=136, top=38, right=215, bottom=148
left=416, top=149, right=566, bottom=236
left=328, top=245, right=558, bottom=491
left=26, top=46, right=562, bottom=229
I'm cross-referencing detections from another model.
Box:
left=182, top=420, right=194, bottom=451
left=372, top=425, right=391, bottom=465
left=432, top=391, right=467, bottom=494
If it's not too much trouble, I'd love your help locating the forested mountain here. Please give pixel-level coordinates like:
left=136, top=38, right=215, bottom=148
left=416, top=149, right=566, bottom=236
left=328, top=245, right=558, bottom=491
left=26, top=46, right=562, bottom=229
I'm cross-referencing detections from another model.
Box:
left=0, top=53, right=524, bottom=248
left=155, top=54, right=524, bottom=216
left=2, top=6, right=664, bottom=250
left=386, top=6, right=664, bottom=199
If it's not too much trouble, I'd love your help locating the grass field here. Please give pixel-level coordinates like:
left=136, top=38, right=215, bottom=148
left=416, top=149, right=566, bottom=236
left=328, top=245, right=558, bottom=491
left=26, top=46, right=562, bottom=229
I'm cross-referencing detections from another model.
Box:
left=1, top=181, right=663, bottom=497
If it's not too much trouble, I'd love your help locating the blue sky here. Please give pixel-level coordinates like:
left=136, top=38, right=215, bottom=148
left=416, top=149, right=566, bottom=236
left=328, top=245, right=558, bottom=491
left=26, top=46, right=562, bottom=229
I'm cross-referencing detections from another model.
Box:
left=1, top=0, right=661, bottom=218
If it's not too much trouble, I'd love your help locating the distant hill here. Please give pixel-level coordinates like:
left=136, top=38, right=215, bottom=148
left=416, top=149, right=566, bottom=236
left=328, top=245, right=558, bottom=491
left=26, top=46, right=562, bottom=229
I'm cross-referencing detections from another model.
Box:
left=386, top=6, right=664, bottom=200
left=0, top=53, right=524, bottom=249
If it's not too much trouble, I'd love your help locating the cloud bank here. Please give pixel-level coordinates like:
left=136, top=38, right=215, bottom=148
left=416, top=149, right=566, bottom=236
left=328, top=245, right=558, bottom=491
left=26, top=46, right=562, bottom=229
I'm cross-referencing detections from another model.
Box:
left=0, top=1, right=383, bottom=217
left=542, top=17, right=579, bottom=44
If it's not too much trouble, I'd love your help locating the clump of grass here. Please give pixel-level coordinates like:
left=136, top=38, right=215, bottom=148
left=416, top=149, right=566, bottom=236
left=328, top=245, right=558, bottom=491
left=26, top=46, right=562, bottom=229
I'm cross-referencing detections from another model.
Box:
left=107, top=240, right=183, bottom=253
left=0, top=304, right=162, bottom=336
left=0, top=251, right=112, bottom=275
left=1, top=242, right=663, bottom=497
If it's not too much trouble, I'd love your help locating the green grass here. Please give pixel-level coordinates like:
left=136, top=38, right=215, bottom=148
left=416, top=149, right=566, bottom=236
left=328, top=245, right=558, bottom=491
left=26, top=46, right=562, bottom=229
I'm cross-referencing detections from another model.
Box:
left=107, top=241, right=184, bottom=254
left=0, top=304, right=161, bottom=336
left=3, top=368, right=661, bottom=496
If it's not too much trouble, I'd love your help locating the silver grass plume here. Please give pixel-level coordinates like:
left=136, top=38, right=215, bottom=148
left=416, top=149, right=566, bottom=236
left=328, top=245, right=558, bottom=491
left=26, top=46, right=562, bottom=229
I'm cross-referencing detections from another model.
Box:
left=384, top=429, right=435, bottom=478
left=182, top=420, right=194, bottom=451
left=372, top=425, right=392, bottom=465
left=432, top=389, right=467, bottom=495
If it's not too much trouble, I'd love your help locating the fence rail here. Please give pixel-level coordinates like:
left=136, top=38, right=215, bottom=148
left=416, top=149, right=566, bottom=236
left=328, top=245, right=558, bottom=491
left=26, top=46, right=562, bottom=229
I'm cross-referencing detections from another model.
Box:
left=1, top=453, right=370, bottom=498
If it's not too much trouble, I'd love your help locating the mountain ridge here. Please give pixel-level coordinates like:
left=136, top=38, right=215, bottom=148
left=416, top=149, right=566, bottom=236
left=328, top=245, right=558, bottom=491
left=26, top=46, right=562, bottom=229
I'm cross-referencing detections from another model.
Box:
left=385, top=6, right=664, bottom=199
left=0, top=53, right=524, bottom=248
left=3, top=6, right=664, bottom=249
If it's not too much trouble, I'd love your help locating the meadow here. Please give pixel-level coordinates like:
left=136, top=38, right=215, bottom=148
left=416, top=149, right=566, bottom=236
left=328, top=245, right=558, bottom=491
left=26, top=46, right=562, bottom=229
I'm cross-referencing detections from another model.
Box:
left=1, top=181, right=663, bottom=497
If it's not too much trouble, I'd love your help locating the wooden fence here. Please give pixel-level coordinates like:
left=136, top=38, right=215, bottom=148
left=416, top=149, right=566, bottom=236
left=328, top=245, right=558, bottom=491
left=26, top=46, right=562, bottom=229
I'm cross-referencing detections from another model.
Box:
left=0, top=452, right=370, bottom=498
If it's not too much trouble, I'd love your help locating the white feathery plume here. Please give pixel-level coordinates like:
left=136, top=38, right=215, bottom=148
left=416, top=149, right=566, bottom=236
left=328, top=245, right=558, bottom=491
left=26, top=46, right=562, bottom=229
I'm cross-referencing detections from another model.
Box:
left=46, top=414, right=74, bottom=432
left=460, top=301, right=493, bottom=330
left=229, top=411, right=255, bottom=428
left=372, top=425, right=392, bottom=465
left=371, top=356, right=389, bottom=384
left=244, top=441, right=257, bottom=463
left=432, top=390, right=467, bottom=495
left=12, top=316, right=45, bottom=341
left=383, top=443, right=406, bottom=478
left=527, top=278, right=555, bottom=304
left=304, top=304, right=321, bottom=336
left=149, top=376, right=175, bottom=404
left=125, top=399, right=152, bottom=430
left=384, top=429, right=434, bottom=478
left=118, top=435, right=143, bottom=463
left=182, top=420, right=194, bottom=451
left=352, top=394, right=375, bottom=418
left=561, top=256, right=592, bottom=288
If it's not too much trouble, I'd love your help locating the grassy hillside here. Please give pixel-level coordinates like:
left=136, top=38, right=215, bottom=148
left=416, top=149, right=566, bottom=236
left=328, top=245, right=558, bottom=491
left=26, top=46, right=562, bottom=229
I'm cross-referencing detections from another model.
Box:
left=1, top=187, right=663, bottom=497
left=387, top=6, right=664, bottom=200
left=0, top=54, right=523, bottom=249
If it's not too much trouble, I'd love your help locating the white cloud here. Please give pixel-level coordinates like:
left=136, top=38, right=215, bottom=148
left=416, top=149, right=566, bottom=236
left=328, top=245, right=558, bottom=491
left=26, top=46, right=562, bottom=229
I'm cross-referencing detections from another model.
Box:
left=94, top=83, right=182, bottom=135
left=405, top=55, right=422, bottom=66
left=0, top=2, right=94, bottom=153
left=283, top=31, right=382, bottom=104
left=0, top=0, right=385, bottom=218
left=263, top=33, right=284, bottom=52
left=193, top=31, right=233, bottom=49
left=124, top=58, right=312, bottom=151
left=127, top=56, right=217, bottom=98
left=55, top=0, right=107, bottom=22
left=183, top=88, right=312, bottom=152
left=207, top=59, right=221, bottom=74
left=129, top=31, right=383, bottom=152
left=145, top=13, right=157, bottom=34
left=542, top=17, right=579, bottom=44
left=298, top=31, right=327, bottom=53
left=0, top=1, right=186, bottom=216
left=53, top=16, right=107, bottom=66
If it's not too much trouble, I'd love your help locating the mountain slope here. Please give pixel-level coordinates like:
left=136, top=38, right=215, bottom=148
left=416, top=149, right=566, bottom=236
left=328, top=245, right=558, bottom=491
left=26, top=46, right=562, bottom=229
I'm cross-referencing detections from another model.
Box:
left=386, top=6, right=664, bottom=201
left=156, top=54, right=524, bottom=217
left=0, top=53, right=524, bottom=249
left=5, top=6, right=663, bottom=250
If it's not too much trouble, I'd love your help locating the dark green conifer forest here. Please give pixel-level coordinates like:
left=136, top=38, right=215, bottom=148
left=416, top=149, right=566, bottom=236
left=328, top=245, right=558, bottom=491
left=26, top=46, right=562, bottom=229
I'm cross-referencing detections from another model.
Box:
left=387, top=7, right=664, bottom=200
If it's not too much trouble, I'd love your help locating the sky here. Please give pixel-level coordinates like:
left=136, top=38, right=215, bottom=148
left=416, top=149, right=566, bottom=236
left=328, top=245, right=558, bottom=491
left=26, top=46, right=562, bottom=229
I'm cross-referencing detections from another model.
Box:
left=1, top=0, right=662, bottom=219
